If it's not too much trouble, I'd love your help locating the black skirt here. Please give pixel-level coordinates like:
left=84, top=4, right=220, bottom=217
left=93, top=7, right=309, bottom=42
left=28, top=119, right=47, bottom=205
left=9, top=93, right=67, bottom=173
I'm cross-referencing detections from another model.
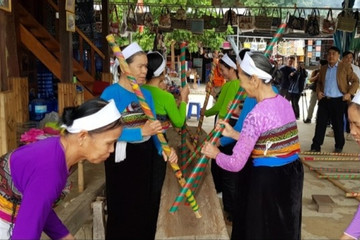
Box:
left=105, top=140, right=165, bottom=240
left=231, top=159, right=304, bottom=240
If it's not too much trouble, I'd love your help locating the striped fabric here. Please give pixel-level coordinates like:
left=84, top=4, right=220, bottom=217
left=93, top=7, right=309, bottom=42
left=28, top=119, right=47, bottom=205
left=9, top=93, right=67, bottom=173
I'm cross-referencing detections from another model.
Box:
left=0, top=152, right=21, bottom=223
left=252, top=121, right=300, bottom=158
left=0, top=152, right=72, bottom=224
left=121, top=102, right=148, bottom=128
left=156, top=114, right=171, bottom=131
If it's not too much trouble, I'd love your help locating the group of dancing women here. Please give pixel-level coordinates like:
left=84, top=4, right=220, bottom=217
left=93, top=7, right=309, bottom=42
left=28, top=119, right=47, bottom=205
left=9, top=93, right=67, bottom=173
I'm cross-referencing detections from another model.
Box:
left=0, top=40, right=358, bottom=240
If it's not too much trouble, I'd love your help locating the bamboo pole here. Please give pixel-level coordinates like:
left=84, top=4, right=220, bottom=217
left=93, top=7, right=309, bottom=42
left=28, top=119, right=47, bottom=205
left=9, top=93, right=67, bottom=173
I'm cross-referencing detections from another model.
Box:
left=303, top=156, right=360, bottom=161
left=318, top=175, right=360, bottom=180
left=106, top=35, right=201, bottom=218
left=179, top=42, right=189, bottom=168
left=301, top=159, right=360, bottom=202
left=78, top=160, right=84, bottom=192
left=346, top=192, right=360, bottom=198
left=301, top=151, right=360, bottom=157
left=181, top=129, right=215, bottom=171
left=310, top=167, right=360, bottom=173
left=264, top=23, right=287, bottom=58
left=170, top=88, right=246, bottom=214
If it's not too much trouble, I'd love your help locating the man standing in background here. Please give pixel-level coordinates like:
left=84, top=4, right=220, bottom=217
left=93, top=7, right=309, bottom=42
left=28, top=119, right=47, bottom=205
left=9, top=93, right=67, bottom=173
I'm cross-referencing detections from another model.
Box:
left=304, top=59, right=328, bottom=124
left=310, top=46, right=359, bottom=153
left=279, top=56, right=296, bottom=100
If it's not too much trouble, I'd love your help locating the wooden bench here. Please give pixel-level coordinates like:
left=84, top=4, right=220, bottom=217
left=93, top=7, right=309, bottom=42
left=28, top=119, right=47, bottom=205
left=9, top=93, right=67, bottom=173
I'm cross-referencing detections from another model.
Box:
left=312, top=194, right=335, bottom=213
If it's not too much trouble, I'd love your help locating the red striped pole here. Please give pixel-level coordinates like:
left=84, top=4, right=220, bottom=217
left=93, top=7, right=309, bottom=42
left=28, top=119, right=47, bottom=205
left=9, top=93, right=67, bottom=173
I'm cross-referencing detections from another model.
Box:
left=170, top=88, right=246, bottom=214
left=179, top=41, right=189, bottom=168
left=264, top=23, right=287, bottom=58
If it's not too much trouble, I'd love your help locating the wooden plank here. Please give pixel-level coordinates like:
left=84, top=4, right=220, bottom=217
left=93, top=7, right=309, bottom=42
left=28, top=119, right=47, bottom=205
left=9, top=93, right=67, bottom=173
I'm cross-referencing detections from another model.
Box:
left=156, top=164, right=229, bottom=239
left=57, top=178, right=105, bottom=235
left=0, top=7, right=20, bottom=91
left=9, top=77, right=29, bottom=123
left=0, top=91, right=17, bottom=155
left=19, top=24, right=62, bottom=79
left=156, top=127, right=229, bottom=240
left=58, top=0, right=73, bottom=83
left=17, top=3, right=60, bottom=53
left=92, top=197, right=106, bottom=239
left=312, top=194, right=335, bottom=213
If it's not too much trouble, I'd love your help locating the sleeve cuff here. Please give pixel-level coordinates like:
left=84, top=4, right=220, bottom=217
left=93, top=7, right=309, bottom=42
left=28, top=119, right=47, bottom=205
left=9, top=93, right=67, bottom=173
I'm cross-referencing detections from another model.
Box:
left=343, top=232, right=357, bottom=240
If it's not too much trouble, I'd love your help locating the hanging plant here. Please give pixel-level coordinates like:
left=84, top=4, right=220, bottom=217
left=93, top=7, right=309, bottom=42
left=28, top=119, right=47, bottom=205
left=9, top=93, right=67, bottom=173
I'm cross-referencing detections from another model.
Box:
left=132, top=27, right=156, bottom=51
left=187, top=41, right=199, bottom=53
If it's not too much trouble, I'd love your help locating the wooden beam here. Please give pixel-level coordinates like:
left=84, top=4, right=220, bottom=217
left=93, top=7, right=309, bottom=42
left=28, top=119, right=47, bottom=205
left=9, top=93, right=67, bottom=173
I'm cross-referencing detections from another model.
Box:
left=101, top=0, right=110, bottom=73
left=312, top=195, right=334, bottom=213
left=155, top=127, right=229, bottom=240
left=0, top=0, right=20, bottom=91
left=59, top=0, right=73, bottom=83
left=92, top=197, right=106, bottom=239
left=57, top=178, right=105, bottom=234
left=19, top=24, right=62, bottom=79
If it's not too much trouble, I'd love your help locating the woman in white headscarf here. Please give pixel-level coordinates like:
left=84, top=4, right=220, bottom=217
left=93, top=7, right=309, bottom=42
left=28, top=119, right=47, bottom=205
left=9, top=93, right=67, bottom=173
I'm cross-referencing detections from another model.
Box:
left=202, top=52, right=303, bottom=240
left=101, top=42, right=177, bottom=239
left=0, top=98, right=123, bottom=239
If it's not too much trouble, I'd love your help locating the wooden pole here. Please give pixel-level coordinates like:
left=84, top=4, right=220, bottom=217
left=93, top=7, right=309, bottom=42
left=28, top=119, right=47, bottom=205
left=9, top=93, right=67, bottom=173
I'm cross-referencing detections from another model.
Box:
left=301, top=159, right=360, bottom=202
left=59, top=0, right=72, bottom=83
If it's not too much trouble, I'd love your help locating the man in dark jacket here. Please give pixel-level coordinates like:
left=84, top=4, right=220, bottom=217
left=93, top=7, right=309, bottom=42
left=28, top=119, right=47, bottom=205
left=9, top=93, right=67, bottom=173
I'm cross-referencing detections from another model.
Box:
left=279, top=56, right=296, bottom=100
left=288, top=62, right=308, bottom=119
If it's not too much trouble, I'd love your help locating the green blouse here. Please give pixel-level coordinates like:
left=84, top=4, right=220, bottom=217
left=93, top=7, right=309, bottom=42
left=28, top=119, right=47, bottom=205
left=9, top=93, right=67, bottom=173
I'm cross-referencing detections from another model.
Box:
left=205, top=79, right=240, bottom=119
left=142, top=85, right=187, bottom=128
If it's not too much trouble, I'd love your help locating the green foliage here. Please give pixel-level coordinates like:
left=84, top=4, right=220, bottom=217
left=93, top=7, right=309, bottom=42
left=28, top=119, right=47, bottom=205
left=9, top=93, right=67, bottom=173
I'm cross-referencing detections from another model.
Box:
left=107, top=0, right=343, bottom=54
left=132, top=28, right=156, bottom=51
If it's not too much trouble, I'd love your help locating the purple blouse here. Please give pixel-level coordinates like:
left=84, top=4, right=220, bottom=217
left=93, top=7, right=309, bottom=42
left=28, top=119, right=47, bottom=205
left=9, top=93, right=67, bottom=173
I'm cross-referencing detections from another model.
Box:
left=216, top=95, right=297, bottom=172
left=10, top=136, right=69, bottom=239
left=345, top=204, right=360, bottom=239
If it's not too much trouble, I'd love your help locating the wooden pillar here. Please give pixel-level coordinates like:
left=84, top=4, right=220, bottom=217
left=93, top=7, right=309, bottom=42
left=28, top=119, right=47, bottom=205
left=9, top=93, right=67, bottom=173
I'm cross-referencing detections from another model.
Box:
left=0, top=91, right=17, bottom=155
left=101, top=0, right=110, bottom=73
left=58, top=82, right=85, bottom=192
left=9, top=77, right=29, bottom=123
left=58, top=0, right=72, bottom=83
left=57, top=83, right=77, bottom=116
left=0, top=0, right=20, bottom=91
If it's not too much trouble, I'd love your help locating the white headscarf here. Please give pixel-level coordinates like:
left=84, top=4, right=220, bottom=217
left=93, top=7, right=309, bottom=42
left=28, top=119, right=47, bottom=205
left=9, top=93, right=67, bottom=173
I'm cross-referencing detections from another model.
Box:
left=221, top=53, right=237, bottom=69
left=62, top=99, right=121, bottom=133
left=240, top=52, right=272, bottom=83
left=122, top=42, right=143, bottom=60
left=148, top=51, right=166, bottom=77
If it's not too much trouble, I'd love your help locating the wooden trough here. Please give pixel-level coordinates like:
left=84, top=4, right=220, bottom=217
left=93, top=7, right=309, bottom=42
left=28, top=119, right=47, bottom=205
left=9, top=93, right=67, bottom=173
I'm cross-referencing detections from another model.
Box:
left=156, top=127, right=229, bottom=240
